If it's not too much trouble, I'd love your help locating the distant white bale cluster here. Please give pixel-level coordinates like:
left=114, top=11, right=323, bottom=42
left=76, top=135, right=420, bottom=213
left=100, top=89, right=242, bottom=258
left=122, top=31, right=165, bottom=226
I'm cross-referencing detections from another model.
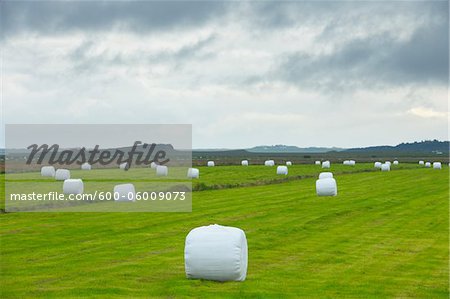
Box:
left=316, top=177, right=337, bottom=196
left=55, top=169, right=70, bottom=181
left=425, top=162, right=431, bottom=168
left=207, top=161, right=215, bottom=167
left=343, top=160, right=355, bottom=166
left=385, top=161, right=391, bottom=166
left=286, top=161, right=292, bottom=166
left=241, top=160, right=249, bottom=166
left=315, top=161, right=321, bottom=165
left=264, top=160, right=275, bottom=166
left=63, top=179, right=84, bottom=194
left=156, top=165, right=169, bottom=176
left=187, top=168, right=199, bottom=179
left=433, top=162, right=442, bottom=169
left=374, top=162, right=382, bottom=168
left=319, top=172, right=333, bottom=179
left=381, top=163, right=390, bottom=172
left=150, top=162, right=158, bottom=169
left=41, top=166, right=55, bottom=177
left=419, top=160, right=424, bottom=165
left=81, top=163, right=91, bottom=170
left=114, top=183, right=135, bottom=202
left=185, top=224, right=248, bottom=282
left=276, top=166, right=288, bottom=175
left=393, top=160, right=399, bottom=165
left=322, top=161, right=330, bottom=169
left=119, top=162, right=128, bottom=170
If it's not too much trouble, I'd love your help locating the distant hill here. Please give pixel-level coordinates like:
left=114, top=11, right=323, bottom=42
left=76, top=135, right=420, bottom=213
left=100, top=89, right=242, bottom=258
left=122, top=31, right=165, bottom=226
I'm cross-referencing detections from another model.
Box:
left=346, top=140, right=449, bottom=154
left=247, top=145, right=345, bottom=153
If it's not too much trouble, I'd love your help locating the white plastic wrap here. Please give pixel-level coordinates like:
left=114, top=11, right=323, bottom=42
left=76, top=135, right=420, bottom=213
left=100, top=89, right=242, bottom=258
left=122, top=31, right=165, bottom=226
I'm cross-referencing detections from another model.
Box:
left=114, top=183, right=135, bottom=202
left=187, top=168, right=199, bottom=179
left=393, top=160, right=399, bottom=165
left=381, top=163, right=390, bottom=172
left=276, top=166, right=288, bottom=175
left=322, top=161, right=330, bottom=169
left=241, top=160, right=249, bottom=166
left=207, top=161, right=215, bottom=167
left=119, top=162, right=128, bottom=170
left=156, top=165, right=168, bottom=176
left=264, top=160, right=275, bottom=166
left=433, top=162, right=442, bottom=169
left=286, top=161, right=292, bottom=166
left=55, top=169, right=70, bottom=181
left=315, top=161, right=321, bottom=165
left=81, top=163, right=91, bottom=170
left=63, top=179, right=84, bottom=194
left=316, top=178, right=337, bottom=196
left=319, top=172, right=333, bottom=179
left=41, top=166, right=55, bottom=177
left=185, top=224, right=248, bottom=282
left=425, top=162, right=431, bottom=168
left=374, top=162, right=382, bottom=168
left=150, top=162, right=158, bottom=169
left=419, top=160, right=424, bottom=165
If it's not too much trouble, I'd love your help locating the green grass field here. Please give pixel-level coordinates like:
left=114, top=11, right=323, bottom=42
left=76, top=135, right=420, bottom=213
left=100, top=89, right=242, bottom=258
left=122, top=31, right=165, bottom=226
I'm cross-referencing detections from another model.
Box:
left=0, top=164, right=449, bottom=297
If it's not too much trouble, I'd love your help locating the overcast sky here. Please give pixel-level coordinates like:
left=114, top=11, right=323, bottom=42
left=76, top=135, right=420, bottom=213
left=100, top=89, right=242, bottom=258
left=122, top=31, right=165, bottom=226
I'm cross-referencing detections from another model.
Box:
left=1, top=1, right=448, bottom=148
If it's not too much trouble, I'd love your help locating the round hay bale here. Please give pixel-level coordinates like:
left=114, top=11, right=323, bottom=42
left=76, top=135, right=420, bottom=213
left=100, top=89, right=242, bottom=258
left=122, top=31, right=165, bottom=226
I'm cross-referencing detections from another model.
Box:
left=55, top=169, right=70, bottom=181
left=41, top=166, right=55, bottom=177
left=425, top=162, right=431, bottom=168
left=119, top=162, right=128, bottom=170
left=319, top=172, right=333, bottom=179
left=184, top=224, right=248, bottom=282
left=264, top=160, right=275, bottom=166
left=349, top=160, right=356, bottom=166
left=207, top=161, right=215, bottom=167
left=276, top=166, right=288, bottom=175
left=322, top=161, right=330, bottom=169
left=315, top=161, right=321, bottom=165
left=433, top=162, right=442, bottom=169
left=81, top=163, right=91, bottom=170
left=156, top=165, right=169, bottom=176
left=114, top=183, right=135, bottom=202
left=316, top=178, right=337, bottom=196
left=419, top=160, right=425, bottom=165
left=385, top=161, right=391, bottom=166
left=381, top=163, right=390, bottom=172
left=150, top=162, right=158, bottom=169
left=374, top=162, right=382, bottom=168
left=393, top=160, right=399, bottom=165
left=63, top=179, right=84, bottom=195
left=187, top=168, right=199, bottom=179
left=241, top=160, right=249, bottom=166
left=343, top=160, right=350, bottom=165
left=286, top=161, right=292, bottom=166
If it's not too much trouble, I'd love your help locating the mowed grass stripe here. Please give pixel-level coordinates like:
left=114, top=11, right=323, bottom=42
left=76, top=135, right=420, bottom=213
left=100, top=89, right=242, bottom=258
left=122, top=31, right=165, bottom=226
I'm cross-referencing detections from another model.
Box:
left=0, top=167, right=448, bottom=298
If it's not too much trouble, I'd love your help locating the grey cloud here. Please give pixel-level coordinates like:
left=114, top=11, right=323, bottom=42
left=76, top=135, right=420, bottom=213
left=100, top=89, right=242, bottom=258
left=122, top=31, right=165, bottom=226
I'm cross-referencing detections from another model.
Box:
left=1, top=1, right=228, bottom=37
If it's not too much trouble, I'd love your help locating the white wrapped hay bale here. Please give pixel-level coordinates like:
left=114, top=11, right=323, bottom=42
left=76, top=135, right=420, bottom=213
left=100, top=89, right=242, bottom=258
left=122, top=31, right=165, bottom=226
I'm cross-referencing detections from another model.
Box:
left=241, top=160, right=249, bottom=166
left=286, top=161, right=292, bottom=166
left=55, top=169, right=70, bottom=181
left=349, top=160, right=356, bottom=166
left=276, top=166, right=288, bottom=175
left=264, top=160, right=275, bottom=166
left=63, top=179, right=84, bottom=195
left=114, top=183, right=135, bottom=202
left=41, top=166, right=55, bottom=177
left=207, top=161, right=215, bottom=167
left=119, top=162, right=128, bottom=170
left=187, top=168, right=199, bottom=179
left=381, top=163, right=390, bottom=172
left=425, top=162, right=431, bottom=168
left=385, top=161, right=391, bottom=166
left=319, top=172, right=333, bottom=179
left=81, top=163, right=91, bottom=170
left=374, top=162, right=382, bottom=168
left=322, top=161, right=330, bottom=169
left=419, top=160, right=425, bottom=165
left=156, top=165, right=168, bottom=176
left=433, top=162, right=442, bottom=169
left=185, top=224, right=248, bottom=282
left=150, top=162, right=158, bottom=169
left=315, top=161, right=321, bottom=165
left=343, top=160, right=350, bottom=165
left=316, top=178, right=337, bottom=196
left=393, top=160, right=399, bottom=165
